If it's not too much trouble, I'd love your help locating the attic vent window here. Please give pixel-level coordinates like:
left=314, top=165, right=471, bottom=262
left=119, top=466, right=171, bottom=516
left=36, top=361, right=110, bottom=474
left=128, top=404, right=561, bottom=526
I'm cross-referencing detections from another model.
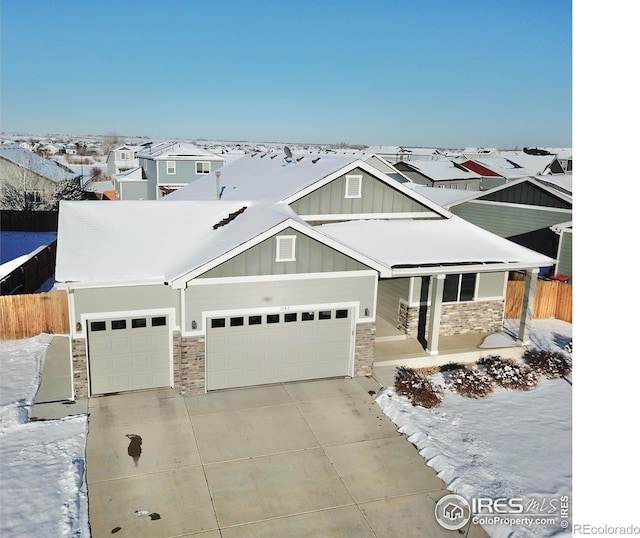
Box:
left=212, top=206, right=247, bottom=229
left=276, top=235, right=296, bottom=262
left=345, top=174, right=363, bottom=198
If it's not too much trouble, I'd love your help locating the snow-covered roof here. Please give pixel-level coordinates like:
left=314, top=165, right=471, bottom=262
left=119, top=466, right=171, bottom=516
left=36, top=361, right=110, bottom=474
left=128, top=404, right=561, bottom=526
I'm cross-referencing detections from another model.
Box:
left=318, top=218, right=554, bottom=274
left=466, top=155, right=557, bottom=178
left=403, top=183, right=482, bottom=207
left=55, top=200, right=307, bottom=284
left=0, top=145, right=78, bottom=183
left=136, top=141, right=225, bottom=161
left=399, top=160, right=484, bottom=181
left=112, top=167, right=144, bottom=181
left=535, top=174, right=572, bottom=195
left=166, top=152, right=365, bottom=203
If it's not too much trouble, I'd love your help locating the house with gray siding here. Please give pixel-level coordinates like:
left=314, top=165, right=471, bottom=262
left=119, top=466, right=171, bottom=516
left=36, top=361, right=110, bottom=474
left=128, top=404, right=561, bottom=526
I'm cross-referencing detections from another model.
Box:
left=55, top=151, right=552, bottom=399
left=446, top=176, right=572, bottom=280
left=114, top=141, right=225, bottom=200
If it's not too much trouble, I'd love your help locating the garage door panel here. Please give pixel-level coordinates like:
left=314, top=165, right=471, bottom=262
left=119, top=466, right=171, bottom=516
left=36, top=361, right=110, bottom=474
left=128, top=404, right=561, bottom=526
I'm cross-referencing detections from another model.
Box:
left=88, top=315, right=171, bottom=395
left=207, top=308, right=353, bottom=391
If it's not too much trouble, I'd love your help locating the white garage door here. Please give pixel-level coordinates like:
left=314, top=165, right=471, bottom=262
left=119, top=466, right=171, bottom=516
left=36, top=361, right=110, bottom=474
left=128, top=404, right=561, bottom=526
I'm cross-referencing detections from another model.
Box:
left=87, top=314, right=172, bottom=395
left=206, top=307, right=354, bottom=390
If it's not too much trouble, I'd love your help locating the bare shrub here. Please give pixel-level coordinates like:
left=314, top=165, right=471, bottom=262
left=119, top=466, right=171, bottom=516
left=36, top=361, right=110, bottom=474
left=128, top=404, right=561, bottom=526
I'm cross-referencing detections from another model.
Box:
left=479, top=356, right=539, bottom=391
left=522, top=350, right=572, bottom=379
left=448, top=367, right=494, bottom=398
left=394, top=366, right=444, bottom=408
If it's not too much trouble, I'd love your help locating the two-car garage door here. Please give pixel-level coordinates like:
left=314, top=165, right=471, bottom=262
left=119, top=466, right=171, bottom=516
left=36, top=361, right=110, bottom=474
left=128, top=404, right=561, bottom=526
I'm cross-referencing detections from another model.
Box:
left=87, top=314, right=172, bottom=395
left=206, top=307, right=354, bottom=390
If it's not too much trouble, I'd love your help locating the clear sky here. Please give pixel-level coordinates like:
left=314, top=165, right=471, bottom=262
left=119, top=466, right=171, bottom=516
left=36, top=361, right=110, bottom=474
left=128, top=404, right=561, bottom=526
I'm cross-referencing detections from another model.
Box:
left=1, top=0, right=572, bottom=148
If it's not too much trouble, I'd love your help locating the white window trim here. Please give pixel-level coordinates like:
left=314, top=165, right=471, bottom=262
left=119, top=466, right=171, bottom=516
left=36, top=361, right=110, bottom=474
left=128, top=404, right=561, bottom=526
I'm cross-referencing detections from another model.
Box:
left=166, top=161, right=176, bottom=175
left=195, top=161, right=211, bottom=175
left=345, top=174, right=362, bottom=199
left=276, top=235, right=296, bottom=262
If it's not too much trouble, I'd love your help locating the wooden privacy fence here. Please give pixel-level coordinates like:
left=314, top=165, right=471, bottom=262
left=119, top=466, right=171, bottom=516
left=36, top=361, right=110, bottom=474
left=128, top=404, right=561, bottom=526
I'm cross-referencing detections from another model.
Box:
left=0, top=290, right=69, bottom=340
left=0, top=240, right=57, bottom=296
left=505, top=280, right=572, bottom=323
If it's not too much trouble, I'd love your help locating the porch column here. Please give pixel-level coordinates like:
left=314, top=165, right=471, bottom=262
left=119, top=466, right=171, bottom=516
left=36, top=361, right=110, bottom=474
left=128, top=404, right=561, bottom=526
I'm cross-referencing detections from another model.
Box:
left=518, top=268, right=539, bottom=346
left=426, top=274, right=445, bottom=355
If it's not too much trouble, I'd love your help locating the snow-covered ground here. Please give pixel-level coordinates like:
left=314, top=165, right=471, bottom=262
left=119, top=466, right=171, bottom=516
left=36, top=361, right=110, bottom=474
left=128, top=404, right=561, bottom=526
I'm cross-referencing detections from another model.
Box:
left=376, top=319, right=572, bottom=538
left=0, top=335, right=89, bottom=537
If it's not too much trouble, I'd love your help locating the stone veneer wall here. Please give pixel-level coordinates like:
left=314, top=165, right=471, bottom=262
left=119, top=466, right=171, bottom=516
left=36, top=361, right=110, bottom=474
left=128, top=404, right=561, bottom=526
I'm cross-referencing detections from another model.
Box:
left=71, top=338, right=88, bottom=399
left=398, top=300, right=505, bottom=338
left=180, top=335, right=206, bottom=395
left=438, top=300, right=505, bottom=336
left=354, top=322, right=376, bottom=377
left=172, top=331, right=182, bottom=391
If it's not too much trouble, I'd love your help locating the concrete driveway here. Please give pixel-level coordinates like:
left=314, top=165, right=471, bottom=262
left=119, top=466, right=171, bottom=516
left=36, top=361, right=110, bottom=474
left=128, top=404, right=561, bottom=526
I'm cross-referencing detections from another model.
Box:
left=86, top=377, right=488, bottom=537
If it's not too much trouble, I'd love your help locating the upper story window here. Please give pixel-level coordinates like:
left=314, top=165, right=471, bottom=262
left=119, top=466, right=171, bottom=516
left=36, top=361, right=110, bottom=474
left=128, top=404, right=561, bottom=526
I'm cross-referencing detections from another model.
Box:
left=166, top=161, right=176, bottom=175
left=345, top=174, right=362, bottom=198
left=276, top=235, right=296, bottom=262
left=443, top=273, right=477, bottom=303
left=119, top=151, right=129, bottom=160
left=196, top=161, right=211, bottom=175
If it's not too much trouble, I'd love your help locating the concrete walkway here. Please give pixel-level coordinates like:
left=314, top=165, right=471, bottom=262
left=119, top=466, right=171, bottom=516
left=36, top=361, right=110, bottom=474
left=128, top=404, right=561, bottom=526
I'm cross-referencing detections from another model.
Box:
left=85, top=378, right=489, bottom=537
left=31, top=335, right=89, bottom=421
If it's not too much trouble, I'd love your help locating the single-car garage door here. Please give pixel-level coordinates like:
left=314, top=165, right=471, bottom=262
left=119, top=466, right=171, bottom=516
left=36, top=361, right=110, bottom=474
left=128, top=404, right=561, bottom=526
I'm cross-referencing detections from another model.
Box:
left=206, top=307, right=354, bottom=390
left=87, top=314, right=172, bottom=395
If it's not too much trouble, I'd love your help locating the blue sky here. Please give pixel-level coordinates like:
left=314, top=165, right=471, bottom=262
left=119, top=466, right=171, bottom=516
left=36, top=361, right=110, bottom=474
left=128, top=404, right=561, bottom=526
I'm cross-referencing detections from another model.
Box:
left=1, top=0, right=571, bottom=148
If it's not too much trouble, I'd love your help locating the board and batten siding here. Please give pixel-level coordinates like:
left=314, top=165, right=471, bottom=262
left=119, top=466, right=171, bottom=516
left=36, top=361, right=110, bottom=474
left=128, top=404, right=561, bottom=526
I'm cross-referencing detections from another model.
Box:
left=185, top=273, right=377, bottom=323
left=376, top=278, right=411, bottom=324
left=198, top=227, right=371, bottom=278
left=450, top=202, right=571, bottom=238
left=289, top=168, right=434, bottom=216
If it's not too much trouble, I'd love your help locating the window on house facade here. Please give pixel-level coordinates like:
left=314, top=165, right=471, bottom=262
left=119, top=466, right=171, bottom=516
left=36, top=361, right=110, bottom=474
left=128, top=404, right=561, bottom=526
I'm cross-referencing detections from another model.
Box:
left=276, top=235, right=296, bottom=262
left=443, top=273, right=477, bottom=302
left=345, top=174, right=363, bottom=198
left=166, top=161, right=176, bottom=175
left=195, top=161, right=211, bottom=175
left=120, top=152, right=128, bottom=160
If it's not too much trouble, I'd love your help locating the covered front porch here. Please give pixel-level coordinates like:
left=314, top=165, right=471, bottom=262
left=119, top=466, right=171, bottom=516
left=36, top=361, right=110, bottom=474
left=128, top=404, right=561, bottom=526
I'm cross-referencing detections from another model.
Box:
left=372, top=316, right=529, bottom=388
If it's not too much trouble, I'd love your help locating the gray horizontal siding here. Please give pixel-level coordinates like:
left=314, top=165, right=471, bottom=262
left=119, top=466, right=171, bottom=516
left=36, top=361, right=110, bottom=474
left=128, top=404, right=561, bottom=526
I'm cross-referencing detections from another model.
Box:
left=198, top=227, right=371, bottom=278
left=290, top=167, right=433, bottom=216
left=556, top=230, right=572, bottom=278
left=450, top=201, right=571, bottom=238
left=186, top=273, right=377, bottom=322
left=376, top=278, right=410, bottom=323
left=73, top=285, right=180, bottom=321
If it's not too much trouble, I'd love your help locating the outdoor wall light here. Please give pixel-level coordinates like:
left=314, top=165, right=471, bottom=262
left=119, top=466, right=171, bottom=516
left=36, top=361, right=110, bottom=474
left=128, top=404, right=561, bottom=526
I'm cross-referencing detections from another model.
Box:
left=364, top=308, right=370, bottom=317
left=76, top=322, right=82, bottom=332
left=192, top=320, right=198, bottom=330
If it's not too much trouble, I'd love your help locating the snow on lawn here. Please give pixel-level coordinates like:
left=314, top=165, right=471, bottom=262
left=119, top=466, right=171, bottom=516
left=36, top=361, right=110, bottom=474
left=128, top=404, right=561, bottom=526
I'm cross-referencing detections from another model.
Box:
left=0, top=336, right=89, bottom=537
left=375, top=319, right=572, bottom=538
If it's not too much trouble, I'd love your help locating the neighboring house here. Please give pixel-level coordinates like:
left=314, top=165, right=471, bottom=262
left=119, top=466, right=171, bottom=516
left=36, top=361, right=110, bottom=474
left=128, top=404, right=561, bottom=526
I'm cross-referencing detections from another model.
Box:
left=105, top=144, right=145, bottom=176
left=55, top=151, right=552, bottom=399
left=0, top=145, right=79, bottom=208
left=445, top=176, right=572, bottom=280
left=460, top=153, right=566, bottom=190
left=114, top=141, right=226, bottom=200
left=112, top=167, right=146, bottom=200
left=393, top=159, right=484, bottom=190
